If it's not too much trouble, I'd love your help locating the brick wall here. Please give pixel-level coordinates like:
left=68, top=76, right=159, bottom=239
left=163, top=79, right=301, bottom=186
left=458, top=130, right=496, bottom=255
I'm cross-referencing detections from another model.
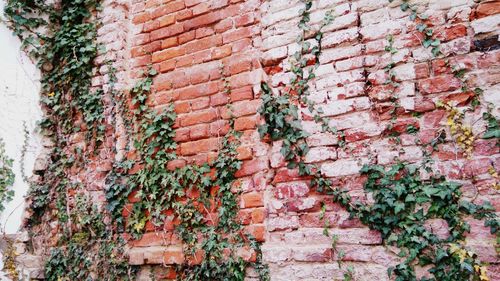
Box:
left=87, top=0, right=500, bottom=280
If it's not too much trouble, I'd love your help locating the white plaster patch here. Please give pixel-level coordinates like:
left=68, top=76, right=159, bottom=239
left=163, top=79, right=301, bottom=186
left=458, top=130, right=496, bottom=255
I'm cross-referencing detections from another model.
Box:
left=0, top=0, right=43, bottom=235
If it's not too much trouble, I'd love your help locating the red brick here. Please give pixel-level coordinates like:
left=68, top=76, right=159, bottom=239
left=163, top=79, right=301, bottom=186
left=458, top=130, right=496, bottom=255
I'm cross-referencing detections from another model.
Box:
left=161, top=37, right=179, bottom=49
left=478, top=51, right=500, bottom=69
left=415, top=62, right=430, bottom=79
left=133, top=34, right=150, bottom=46
left=155, top=267, right=177, bottom=280
left=180, top=137, right=220, bottom=155
left=143, top=20, right=160, bottom=32
left=186, top=0, right=203, bottom=8
left=235, top=13, right=255, bottom=27
left=234, top=115, right=258, bottom=131
left=132, top=55, right=151, bottom=67
left=145, top=0, right=160, bottom=9
left=209, top=120, right=230, bottom=136
left=214, top=18, right=233, bottom=33
left=212, top=45, right=232, bottom=60
left=159, top=59, right=176, bottom=73
left=151, top=24, right=184, bottom=41
left=133, top=12, right=151, bottom=24
left=190, top=97, right=210, bottom=110
left=163, top=248, right=185, bottom=264
left=422, top=110, right=446, bottom=129
left=175, top=81, right=219, bottom=100
left=189, top=124, right=209, bottom=140
left=414, top=97, right=436, bottom=113
left=385, top=119, right=420, bottom=135
left=230, top=100, right=261, bottom=117
left=235, top=157, right=268, bottom=177
left=174, top=128, right=190, bottom=142
left=174, top=101, right=191, bottom=114
left=230, top=71, right=260, bottom=89
left=431, top=59, right=450, bottom=75
left=241, top=192, right=263, bottom=208
left=230, top=86, right=253, bottom=101
left=175, top=9, right=194, bottom=21
left=183, top=35, right=223, bottom=54
left=237, top=146, right=252, bottom=160
left=176, top=54, right=194, bottom=68
left=275, top=182, right=310, bottom=199
left=189, top=69, right=210, bottom=85
left=152, top=48, right=184, bottom=63
left=158, top=14, right=176, bottom=27
left=238, top=209, right=252, bottom=225
left=225, top=56, right=253, bottom=75
left=184, top=11, right=222, bottom=31
left=132, top=232, right=171, bottom=247
left=474, top=139, right=499, bottom=156
left=179, top=108, right=218, bottom=126
left=193, top=2, right=210, bottom=16
left=292, top=247, right=332, bottom=262
left=167, top=159, right=186, bottom=170
left=155, top=72, right=189, bottom=91
left=222, top=26, right=256, bottom=43
left=251, top=208, right=265, bottom=223
left=232, top=38, right=252, bottom=52
left=464, top=158, right=493, bottom=178
left=435, top=24, right=467, bottom=42
left=132, top=3, right=145, bottom=13
left=196, top=27, right=215, bottom=38
left=210, top=92, right=229, bottom=106
left=474, top=1, right=500, bottom=19
left=179, top=30, right=196, bottom=44
left=237, top=246, right=257, bottom=262
left=418, top=75, right=462, bottom=95
left=441, top=91, right=475, bottom=106
left=151, top=0, right=185, bottom=19
left=192, top=49, right=212, bottom=64
left=245, top=225, right=265, bottom=242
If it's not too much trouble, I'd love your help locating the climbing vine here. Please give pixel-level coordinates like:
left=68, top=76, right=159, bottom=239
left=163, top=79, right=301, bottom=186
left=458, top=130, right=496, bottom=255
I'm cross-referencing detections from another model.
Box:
left=0, top=138, right=15, bottom=213
left=4, top=0, right=106, bottom=225
left=3, top=0, right=499, bottom=280
left=258, top=0, right=336, bottom=192
left=4, top=1, right=132, bottom=280
left=258, top=0, right=500, bottom=280
left=108, top=69, right=269, bottom=280
left=5, top=0, right=270, bottom=278
left=336, top=163, right=497, bottom=281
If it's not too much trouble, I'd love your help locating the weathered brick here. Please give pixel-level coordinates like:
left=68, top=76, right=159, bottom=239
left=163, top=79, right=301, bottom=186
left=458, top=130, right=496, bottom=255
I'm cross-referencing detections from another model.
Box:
left=267, top=215, right=300, bottom=232
left=235, top=157, right=268, bottom=177
left=179, top=108, right=218, bottom=126
left=418, top=75, right=462, bottom=94
left=321, top=159, right=363, bottom=177
left=234, top=115, right=258, bottom=130
left=175, top=81, right=220, bottom=101
left=241, top=192, right=264, bottom=208
left=474, top=1, right=500, bottom=19
left=180, top=137, right=220, bottom=155
left=150, top=24, right=184, bottom=41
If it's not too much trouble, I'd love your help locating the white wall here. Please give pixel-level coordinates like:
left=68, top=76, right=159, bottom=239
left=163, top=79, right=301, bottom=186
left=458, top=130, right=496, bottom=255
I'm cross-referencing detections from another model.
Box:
left=0, top=0, right=43, bottom=235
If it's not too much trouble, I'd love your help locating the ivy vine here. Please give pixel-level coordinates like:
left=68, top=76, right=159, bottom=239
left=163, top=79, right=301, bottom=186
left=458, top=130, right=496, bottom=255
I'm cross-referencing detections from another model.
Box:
left=107, top=69, right=270, bottom=280
left=258, top=0, right=337, bottom=192
left=0, top=138, right=15, bottom=213
left=258, top=1, right=500, bottom=281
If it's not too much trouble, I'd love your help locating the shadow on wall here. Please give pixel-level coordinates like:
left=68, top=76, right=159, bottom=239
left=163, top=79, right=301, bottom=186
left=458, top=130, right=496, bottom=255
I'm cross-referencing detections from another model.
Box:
left=0, top=0, right=43, bottom=235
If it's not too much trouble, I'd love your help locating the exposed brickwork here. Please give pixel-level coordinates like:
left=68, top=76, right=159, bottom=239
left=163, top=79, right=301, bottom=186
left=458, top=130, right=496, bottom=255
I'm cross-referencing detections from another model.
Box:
left=25, top=0, right=500, bottom=280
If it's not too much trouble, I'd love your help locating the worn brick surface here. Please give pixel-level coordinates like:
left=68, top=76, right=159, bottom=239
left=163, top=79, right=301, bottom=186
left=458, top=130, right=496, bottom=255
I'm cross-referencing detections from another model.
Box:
left=61, top=0, right=500, bottom=280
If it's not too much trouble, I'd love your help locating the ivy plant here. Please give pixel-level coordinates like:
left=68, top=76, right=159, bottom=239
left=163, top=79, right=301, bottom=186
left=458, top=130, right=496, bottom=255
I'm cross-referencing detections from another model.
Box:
left=0, top=138, right=15, bottom=212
